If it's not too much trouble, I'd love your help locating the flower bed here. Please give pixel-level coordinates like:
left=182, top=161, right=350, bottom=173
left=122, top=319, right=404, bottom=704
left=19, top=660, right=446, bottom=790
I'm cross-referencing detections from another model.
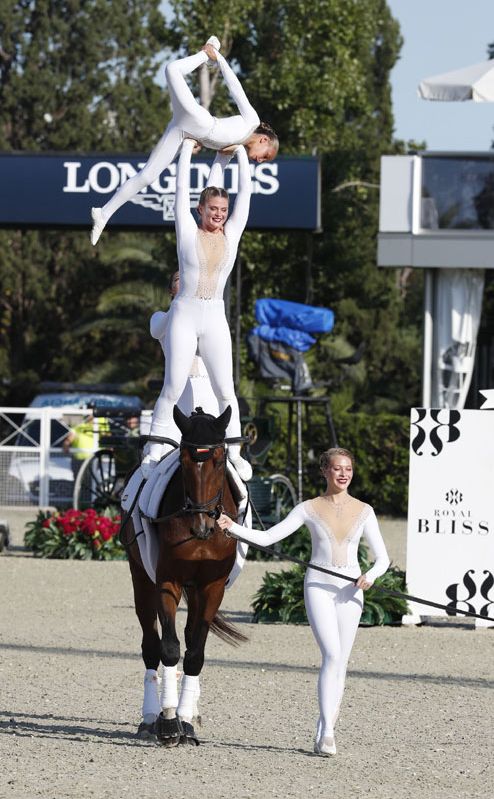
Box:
left=24, top=508, right=126, bottom=560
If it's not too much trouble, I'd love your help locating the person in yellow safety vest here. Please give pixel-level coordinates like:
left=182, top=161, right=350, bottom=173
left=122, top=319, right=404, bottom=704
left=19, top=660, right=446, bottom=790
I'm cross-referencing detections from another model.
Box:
left=63, top=413, right=110, bottom=477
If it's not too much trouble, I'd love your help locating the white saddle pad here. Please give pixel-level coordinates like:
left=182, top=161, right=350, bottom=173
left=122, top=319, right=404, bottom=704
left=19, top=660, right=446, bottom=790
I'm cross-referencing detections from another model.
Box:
left=121, top=452, right=249, bottom=589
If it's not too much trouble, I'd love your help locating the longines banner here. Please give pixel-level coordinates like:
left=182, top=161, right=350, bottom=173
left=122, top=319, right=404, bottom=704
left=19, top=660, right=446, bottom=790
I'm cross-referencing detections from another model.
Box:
left=407, top=409, right=494, bottom=628
left=0, top=152, right=320, bottom=231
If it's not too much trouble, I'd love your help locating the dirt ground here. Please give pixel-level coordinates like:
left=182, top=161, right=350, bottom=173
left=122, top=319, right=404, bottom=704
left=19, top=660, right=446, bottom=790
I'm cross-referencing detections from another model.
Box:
left=0, top=510, right=492, bottom=799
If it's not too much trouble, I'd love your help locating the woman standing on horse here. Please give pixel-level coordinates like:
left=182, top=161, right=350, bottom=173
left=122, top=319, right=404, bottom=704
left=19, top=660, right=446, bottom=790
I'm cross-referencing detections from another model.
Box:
left=142, top=136, right=253, bottom=480
left=90, top=37, right=278, bottom=245
left=218, top=447, right=390, bottom=756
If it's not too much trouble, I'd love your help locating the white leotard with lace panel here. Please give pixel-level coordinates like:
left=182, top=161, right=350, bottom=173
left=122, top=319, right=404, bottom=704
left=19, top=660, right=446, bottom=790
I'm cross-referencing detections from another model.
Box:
left=229, top=497, right=390, bottom=747
left=174, top=140, right=251, bottom=300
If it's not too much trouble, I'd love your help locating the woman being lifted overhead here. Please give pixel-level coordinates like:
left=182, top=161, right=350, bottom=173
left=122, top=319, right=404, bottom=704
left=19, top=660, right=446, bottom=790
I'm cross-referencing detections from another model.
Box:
left=91, top=37, right=278, bottom=245
left=218, top=447, right=390, bottom=756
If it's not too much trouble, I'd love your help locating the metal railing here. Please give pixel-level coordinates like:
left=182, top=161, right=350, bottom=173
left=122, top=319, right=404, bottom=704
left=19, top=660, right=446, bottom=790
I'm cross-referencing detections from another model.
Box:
left=0, top=406, right=142, bottom=507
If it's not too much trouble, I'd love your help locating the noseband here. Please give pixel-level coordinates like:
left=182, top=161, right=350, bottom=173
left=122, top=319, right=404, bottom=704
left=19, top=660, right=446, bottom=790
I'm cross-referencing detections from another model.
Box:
left=179, top=440, right=226, bottom=532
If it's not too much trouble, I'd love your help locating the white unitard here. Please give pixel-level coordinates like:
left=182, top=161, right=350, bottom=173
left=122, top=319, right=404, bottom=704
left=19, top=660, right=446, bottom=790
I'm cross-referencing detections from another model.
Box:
left=98, top=50, right=259, bottom=225
left=147, top=139, right=251, bottom=462
left=149, top=309, right=219, bottom=444
left=228, top=499, right=390, bottom=743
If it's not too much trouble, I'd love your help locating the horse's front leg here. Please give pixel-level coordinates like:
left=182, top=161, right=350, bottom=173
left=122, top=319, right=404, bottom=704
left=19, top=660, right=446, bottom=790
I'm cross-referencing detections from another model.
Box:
left=155, top=577, right=183, bottom=746
left=176, top=579, right=226, bottom=742
left=126, top=531, right=161, bottom=737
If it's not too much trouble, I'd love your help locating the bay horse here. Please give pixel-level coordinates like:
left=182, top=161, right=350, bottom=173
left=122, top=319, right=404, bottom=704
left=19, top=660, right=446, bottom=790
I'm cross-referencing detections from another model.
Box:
left=120, top=405, right=246, bottom=746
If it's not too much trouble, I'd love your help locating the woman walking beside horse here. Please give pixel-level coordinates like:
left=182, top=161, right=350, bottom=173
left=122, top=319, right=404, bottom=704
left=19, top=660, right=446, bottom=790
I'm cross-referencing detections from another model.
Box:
left=218, top=446, right=390, bottom=756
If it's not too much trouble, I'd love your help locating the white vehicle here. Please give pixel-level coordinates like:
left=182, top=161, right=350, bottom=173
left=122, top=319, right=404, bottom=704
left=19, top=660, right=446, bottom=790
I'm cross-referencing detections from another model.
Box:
left=6, top=392, right=143, bottom=507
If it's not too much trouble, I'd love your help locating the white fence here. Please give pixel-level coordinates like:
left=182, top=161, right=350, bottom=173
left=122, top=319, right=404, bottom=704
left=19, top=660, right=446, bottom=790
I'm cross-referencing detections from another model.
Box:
left=0, top=407, right=150, bottom=508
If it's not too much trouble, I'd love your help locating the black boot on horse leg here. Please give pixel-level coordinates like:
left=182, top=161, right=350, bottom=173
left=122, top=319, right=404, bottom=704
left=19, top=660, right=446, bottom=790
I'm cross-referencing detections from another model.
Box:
left=155, top=581, right=183, bottom=747
left=124, top=520, right=162, bottom=740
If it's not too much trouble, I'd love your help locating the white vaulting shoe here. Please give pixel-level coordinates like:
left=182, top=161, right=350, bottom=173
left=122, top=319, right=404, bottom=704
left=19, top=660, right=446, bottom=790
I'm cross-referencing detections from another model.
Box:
left=228, top=454, right=253, bottom=482
left=314, top=736, right=337, bottom=756
left=205, top=36, right=221, bottom=66
left=90, top=207, right=106, bottom=246
left=140, top=455, right=159, bottom=480
left=206, top=35, right=221, bottom=51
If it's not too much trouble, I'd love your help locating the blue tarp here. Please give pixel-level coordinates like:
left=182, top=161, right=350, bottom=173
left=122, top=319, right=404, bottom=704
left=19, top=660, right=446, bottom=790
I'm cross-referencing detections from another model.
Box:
left=251, top=324, right=316, bottom=352
left=252, top=298, right=334, bottom=352
left=255, top=298, right=334, bottom=334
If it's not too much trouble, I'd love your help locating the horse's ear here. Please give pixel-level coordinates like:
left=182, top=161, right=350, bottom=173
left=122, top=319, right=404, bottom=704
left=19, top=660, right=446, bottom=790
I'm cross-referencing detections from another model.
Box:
left=173, top=405, right=191, bottom=435
left=215, top=405, right=232, bottom=434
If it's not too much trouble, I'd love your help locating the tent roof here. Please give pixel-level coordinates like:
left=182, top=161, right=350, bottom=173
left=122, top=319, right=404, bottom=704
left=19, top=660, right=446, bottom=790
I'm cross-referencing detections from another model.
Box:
left=418, top=59, right=494, bottom=102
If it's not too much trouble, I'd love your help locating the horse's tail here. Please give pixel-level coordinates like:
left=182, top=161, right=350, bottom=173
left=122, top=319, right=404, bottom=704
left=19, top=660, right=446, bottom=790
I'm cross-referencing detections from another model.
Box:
left=210, top=611, right=248, bottom=646
left=182, top=588, right=248, bottom=646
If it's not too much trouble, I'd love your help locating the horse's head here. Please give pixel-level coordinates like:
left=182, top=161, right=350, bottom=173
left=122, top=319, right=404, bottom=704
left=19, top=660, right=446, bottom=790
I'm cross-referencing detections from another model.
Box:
left=174, top=405, right=232, bottom=539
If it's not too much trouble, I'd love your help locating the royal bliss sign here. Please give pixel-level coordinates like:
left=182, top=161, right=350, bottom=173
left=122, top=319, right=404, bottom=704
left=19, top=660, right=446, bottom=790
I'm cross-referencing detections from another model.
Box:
left=407, top=409, right=494, bottom=628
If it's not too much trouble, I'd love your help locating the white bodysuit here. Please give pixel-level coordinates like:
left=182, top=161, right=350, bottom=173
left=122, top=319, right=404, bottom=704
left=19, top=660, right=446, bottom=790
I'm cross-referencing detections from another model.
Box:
left=149, top=308, right=219, bottom=444
left=98, top=50, right=259, bottom=226
left=147, top=138, right=251, bottom=466
left=228, top=498, right=390, bottom=744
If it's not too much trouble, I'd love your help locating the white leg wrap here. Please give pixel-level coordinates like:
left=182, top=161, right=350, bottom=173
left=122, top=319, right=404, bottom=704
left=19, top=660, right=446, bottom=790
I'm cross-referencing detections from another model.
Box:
left=160, top=665, right=179, bottom=713
left=142, top=669, right=161, bottom=721
left=176, top=674, right=200, bottom=722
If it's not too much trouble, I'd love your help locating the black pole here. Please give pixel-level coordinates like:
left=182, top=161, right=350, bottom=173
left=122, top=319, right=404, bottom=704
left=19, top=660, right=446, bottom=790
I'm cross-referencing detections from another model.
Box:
left=234, top=251, right=242, bottom=391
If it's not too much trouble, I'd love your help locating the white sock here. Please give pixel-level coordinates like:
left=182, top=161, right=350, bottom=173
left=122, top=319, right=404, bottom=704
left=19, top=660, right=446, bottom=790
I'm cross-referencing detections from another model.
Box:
left=160, top=665, right=179, bottom=713
left=176, top=674, right=200, bottom=722
left=142, top=668, right=161, bottom=720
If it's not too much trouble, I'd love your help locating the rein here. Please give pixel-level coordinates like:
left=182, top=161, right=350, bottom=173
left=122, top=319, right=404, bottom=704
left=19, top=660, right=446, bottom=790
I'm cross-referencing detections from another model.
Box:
left=241, top=491, right=494, bottom=624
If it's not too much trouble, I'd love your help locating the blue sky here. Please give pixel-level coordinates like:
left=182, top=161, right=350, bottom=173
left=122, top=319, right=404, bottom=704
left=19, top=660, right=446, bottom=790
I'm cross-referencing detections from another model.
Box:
left=387, top=0, right=494, bottom=151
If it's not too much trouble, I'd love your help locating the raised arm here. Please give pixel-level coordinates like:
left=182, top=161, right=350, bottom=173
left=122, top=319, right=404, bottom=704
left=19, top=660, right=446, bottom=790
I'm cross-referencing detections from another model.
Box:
left=361, top=509, right=390, bottom=584
left=225, top=145, right=251, bottom=237
left=216, top=53, right=260, bottom=127
left=174, top=138, right=198, bottom=239
left=219, top=503, right=307, bottom=547
left=207, top=150, right=235, bottom=189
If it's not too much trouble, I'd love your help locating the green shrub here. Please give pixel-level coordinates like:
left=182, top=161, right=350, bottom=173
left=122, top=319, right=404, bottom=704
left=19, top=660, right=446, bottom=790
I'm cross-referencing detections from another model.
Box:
left=251, top=544, right=408, bottom=626
left=334, top=411, right=409, bottom=516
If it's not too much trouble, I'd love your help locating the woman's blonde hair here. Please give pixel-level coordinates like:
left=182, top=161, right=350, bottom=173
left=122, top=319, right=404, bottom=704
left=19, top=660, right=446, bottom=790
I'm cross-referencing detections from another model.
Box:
left=319, top=447, right=355, bottom=473
left=256, top=121, right=279, bottom=151
left=198, top=186, right=229, bottom=207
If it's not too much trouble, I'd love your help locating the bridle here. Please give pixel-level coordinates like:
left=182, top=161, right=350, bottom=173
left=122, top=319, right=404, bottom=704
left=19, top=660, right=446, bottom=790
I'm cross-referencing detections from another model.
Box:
left=147, top=440, right=228, bottom=536
left=179, top=439, right=227, bottom=524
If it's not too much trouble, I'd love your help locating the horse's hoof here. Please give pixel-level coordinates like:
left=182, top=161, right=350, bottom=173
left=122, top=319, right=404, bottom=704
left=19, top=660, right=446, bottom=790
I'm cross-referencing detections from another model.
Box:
left=155, top=713, right=182, bottom=747
left=179, top=720, right=200, bottom=746
left=136, top=720, right=156, bottom=740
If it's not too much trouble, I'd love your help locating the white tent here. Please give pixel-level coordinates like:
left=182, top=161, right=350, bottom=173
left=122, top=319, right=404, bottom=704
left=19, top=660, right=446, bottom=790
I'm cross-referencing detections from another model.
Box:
left=433, top=269, right=485, bottom=409
left=419, top=59, right=494, bottom=102
left=418, top=60, right=492, bottom=409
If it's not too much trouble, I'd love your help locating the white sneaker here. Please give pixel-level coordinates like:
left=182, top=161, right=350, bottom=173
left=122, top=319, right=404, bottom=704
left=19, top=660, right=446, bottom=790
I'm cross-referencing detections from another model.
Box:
left=228, top=454, right=252, bottom=482
left=314, top=735, right=336, bottom=756
left=205, top=36, right=221, bottom=66
left=90, top=207, right=106, bottom=246
left=141, top=455, right=159, bottom=480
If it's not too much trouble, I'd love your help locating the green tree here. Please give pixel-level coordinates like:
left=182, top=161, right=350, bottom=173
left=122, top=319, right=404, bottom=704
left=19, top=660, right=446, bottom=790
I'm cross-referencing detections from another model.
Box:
left=0, top=0, right=171, bottom=402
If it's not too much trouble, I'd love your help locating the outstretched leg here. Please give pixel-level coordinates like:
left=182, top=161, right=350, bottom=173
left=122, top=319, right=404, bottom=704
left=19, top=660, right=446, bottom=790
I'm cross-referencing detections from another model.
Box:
left=91, top=122, right=183, bottom=243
